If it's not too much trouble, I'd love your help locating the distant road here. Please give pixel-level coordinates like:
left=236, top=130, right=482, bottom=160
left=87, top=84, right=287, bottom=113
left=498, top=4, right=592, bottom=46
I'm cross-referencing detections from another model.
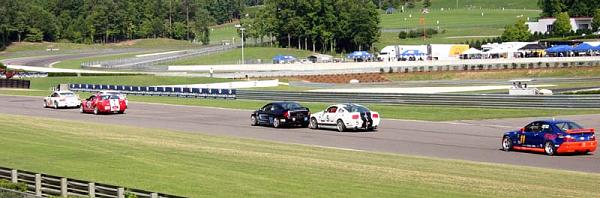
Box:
left=1, top=95, right=598, bottom=173
left=1, top=48, right=143, bottom=67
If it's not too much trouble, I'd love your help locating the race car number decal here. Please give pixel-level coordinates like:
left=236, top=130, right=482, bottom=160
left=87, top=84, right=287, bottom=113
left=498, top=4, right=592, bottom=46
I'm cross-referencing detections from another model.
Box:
left=519, top=135, right=526, bottom=144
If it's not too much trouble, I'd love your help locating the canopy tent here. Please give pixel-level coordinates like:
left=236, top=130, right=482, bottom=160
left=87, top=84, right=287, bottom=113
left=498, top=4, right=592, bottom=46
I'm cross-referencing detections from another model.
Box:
left=572, top=43, right=596, bottom=52
left=461, top=48, right=483, bottom=55
left=518, top=44, right=546, bottom=51
left=346, top=51, right=373, bottom=59
left=272, top=55, right=296, bottom=64
left=545, top=45, right=573, bottom=53
left=307, top=54, right=333, bottom=63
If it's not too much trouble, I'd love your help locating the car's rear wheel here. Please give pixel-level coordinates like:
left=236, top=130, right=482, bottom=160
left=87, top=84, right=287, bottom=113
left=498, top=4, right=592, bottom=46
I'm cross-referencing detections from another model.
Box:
left=250, top=115, right=258, bottom=126
left=273, top=118, right=281, bottom=128
left=544, top=141, right=556, bottom=156
left=79, top=105, right=84, bottom=113
left=93, top=107, right=99, bottom=115
left=43, top=100, right=48, bottom=108
left=53, top=101, right=58, bottom=109
left=309, top=118, right=318, bottom=129
left=501, top=136, right=513, bottom=151
left=118, top=110, right=125, bottom=114
left=336, top=120, right=346, bottom=132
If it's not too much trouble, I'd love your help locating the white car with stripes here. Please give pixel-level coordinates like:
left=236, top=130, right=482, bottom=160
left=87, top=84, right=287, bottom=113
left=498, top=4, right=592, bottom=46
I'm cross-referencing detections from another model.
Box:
left=43, top=91, right=81, bottom=109
left=309, top=103, right=380, bottom=132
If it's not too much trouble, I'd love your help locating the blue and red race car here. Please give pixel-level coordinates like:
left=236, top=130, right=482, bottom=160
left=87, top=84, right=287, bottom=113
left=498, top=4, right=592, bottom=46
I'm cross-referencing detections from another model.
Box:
left=502, top=120, right=597, bottom=155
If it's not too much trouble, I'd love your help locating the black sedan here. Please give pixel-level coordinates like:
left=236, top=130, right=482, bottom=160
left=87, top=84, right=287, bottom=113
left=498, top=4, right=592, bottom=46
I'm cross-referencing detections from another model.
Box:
left=250, top=102, right=310, bottom=128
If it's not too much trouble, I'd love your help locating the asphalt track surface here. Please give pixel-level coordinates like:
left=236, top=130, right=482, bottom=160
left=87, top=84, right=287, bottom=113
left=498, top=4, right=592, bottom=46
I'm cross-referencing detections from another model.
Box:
left=1, top=95, right=599, bottom=173
left=2, top=49, right=142, bottom=67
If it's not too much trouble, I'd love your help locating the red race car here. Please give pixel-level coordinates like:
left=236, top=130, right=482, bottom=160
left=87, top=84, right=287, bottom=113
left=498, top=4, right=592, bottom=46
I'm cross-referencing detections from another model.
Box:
left=80, top=94, right=127, bottom=115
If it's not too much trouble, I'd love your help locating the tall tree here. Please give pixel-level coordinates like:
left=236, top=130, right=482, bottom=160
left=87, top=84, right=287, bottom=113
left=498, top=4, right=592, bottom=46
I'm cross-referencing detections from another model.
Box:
left=552, top=12, right=572, bottom=36
left=593, top=9, right=600, bottom=31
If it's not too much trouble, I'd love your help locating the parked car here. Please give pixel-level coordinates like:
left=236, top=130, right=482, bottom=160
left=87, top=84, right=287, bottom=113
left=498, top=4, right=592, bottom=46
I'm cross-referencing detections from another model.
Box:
left=250, top=102, right=310, bottom=128
left=309, top=103, right=380, bottom=132
left=80, top=94, right=127, bottom=115
left=43, top=91, right=81, bottom=109
left=501, top=120, right=597, bottom=155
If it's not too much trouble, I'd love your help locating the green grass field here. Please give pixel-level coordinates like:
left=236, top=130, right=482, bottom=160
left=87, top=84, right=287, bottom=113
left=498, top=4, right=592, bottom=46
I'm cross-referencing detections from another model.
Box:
left=1, top=114, right=598, bottom=197
left=376, top=8, right=540, bottom=48
left=425, top=0, right=538, bottom=9
left=209, top=23, right=240, bottom=45
left=169, top=47, right=315, bottom=65
left=52, top=53, right=141, bottom=69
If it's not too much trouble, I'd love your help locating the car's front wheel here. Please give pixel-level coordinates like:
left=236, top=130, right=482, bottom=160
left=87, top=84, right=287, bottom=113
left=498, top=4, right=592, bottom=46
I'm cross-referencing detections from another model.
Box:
left=53, top=101, right=59, bottom=109
left=544, top=141, right=556, bottom=156
left=336, top=120, right=346, bottom=132
left=250, top=115, right=258, bottom=126
left=501, top=136, right=513, bottom=151
left=43, top=100, right=48, bottom=108
left=309, top=118, right=318, bottom=129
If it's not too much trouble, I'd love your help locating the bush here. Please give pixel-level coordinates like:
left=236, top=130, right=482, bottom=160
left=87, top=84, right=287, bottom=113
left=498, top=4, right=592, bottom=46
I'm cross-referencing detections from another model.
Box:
left=0, top=179, right=28, bottom=192
left=398, top=31, right=408, bottom=39
left=388, top=67, right=394, bottom=73
left=379, top=68, right=385, bottom=73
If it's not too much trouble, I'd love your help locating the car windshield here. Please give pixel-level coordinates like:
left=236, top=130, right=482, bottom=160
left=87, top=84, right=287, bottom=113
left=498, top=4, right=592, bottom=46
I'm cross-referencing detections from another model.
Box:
left=343, top=104, right=370, bottom=112
left=60, top=92, right=74, bottom=96
left=101, top=95, right=120, bottom=100
left=555, top=122, right=584, bottom=131
left=280, top=102, right=303, bottom=110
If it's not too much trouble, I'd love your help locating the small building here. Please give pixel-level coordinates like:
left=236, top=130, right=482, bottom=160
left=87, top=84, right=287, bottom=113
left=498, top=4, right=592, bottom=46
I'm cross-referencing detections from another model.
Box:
left=526, top=17, right=592, bottom=34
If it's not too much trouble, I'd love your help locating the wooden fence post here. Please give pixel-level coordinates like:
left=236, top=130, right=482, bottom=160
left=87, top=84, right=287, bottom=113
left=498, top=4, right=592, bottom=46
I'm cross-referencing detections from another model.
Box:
left=60, top=178, right=68, bottom=197
left=117, top=187, right=125, bottom=198
left=89, top=183, right=95, bottom=198
left=10, top=169, right=17, bottom=183
left=151, top=192, right=158, bottom=198
left=35, top=174, right=42, bottom=196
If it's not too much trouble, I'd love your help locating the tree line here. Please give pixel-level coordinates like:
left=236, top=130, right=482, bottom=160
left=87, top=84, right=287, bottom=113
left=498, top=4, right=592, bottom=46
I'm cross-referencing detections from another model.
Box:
left=0, top=0, right=252, bottom=50
left=241, top=0, right=381, bottom=53
left=538, top=0, right=600, bottom=17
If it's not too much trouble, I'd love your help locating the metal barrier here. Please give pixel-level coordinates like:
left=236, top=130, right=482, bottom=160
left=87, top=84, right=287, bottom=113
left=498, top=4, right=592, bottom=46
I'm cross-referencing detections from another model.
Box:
left=0, top=167, right=184, bottom=198
left=236, top=90, right=600, bottom=108
left=68, top=84, right=236, bottom=99
left=0, top=79, right=30, bottom=89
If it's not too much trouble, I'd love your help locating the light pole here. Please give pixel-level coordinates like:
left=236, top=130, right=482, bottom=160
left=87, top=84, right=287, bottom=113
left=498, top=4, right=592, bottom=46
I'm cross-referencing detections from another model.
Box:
left=235, top=25, right=246, bottom=64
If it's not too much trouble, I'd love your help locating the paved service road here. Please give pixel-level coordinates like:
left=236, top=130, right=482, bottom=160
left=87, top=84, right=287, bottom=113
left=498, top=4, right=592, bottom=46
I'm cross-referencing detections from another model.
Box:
left=1, top=95, right=599, bottom=173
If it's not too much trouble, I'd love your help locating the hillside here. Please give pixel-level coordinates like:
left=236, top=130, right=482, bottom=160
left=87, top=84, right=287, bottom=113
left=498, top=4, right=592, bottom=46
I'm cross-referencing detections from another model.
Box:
left=421, top=0, right=539, bottom=10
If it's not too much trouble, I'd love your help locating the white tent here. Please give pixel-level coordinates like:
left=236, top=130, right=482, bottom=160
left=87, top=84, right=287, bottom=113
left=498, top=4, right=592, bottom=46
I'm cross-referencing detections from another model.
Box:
left=461, top=48, right=482, bottom=55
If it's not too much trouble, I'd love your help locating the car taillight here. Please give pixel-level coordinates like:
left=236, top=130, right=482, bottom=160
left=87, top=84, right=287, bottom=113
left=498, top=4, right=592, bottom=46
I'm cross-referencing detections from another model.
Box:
left=283, top=111, right=289, bottom=119
left=563, top=135, right=575, bottom=142
left=591, top=134, right=596, bottom=141
left=372, top=114, right=379, bottom=118
left=352, top=114, right=359, bottom=119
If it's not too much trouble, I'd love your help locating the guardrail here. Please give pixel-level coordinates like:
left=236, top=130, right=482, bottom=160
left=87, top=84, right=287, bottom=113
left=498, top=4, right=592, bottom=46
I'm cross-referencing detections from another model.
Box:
left=68, top=84, right=236, bottom=99
left=236, top=90, right=600, bottom=108
left=0, top=79, right=30, bottom=89
left=0, top=167, right=184, bottom=198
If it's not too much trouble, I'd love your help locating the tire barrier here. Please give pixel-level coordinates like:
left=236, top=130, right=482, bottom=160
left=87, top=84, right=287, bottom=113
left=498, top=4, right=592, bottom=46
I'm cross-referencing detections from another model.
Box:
left=68, top=84, right=236, bottom=99
left=0, top=79, right=30, bottom=89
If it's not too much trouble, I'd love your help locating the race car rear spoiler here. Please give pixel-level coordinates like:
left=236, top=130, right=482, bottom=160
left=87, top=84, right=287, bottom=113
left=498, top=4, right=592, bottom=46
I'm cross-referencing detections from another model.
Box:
left=565, top=128, right=595, bottom=134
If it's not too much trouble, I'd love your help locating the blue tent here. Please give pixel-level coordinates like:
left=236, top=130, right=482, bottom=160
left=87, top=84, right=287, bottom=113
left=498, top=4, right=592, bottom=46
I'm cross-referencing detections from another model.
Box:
left=346, top=51, right=373, bottom=59
left=572, top=43, right=595, bottom=52
left=272, top=55, right=296, bottom=63
left=545, top=45, right=573, bottom=53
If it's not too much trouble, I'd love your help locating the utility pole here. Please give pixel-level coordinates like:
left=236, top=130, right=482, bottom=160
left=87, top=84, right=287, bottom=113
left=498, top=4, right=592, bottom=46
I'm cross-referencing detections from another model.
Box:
left=456, top=0, right=459, bottom=9
left=236, top=24, right=246, bottom=64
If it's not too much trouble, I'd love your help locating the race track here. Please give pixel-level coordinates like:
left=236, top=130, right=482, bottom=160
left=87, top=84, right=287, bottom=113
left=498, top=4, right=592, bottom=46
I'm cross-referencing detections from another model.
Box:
left=1, top=95, right=599, bottom=173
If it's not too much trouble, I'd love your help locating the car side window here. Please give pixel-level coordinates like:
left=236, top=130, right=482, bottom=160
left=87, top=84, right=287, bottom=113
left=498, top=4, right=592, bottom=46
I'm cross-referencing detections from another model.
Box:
left=51, top=93, right=59, bottom=97
left=525, top=122, right=541, bottom=133
left=326, top=106, right=338, bottom=113
left=272, top=105, right=281, bottom=111
left=262, top=104, right=272, bottom=112
left=88, top=96, right=95, bottom=101
left=540, top=123, right=552, bottom=133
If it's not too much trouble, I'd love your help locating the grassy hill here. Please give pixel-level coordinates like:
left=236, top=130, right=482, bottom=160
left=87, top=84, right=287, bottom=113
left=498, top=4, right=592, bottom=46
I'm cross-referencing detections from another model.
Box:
left=413, top=0, right=539, bottom=10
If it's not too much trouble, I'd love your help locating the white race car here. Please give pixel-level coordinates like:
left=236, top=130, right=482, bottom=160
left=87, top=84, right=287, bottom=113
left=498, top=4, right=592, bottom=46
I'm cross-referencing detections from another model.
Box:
left=309, top=103, right=380, bottom=132
left=43, top=91, right=81, bottom=109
